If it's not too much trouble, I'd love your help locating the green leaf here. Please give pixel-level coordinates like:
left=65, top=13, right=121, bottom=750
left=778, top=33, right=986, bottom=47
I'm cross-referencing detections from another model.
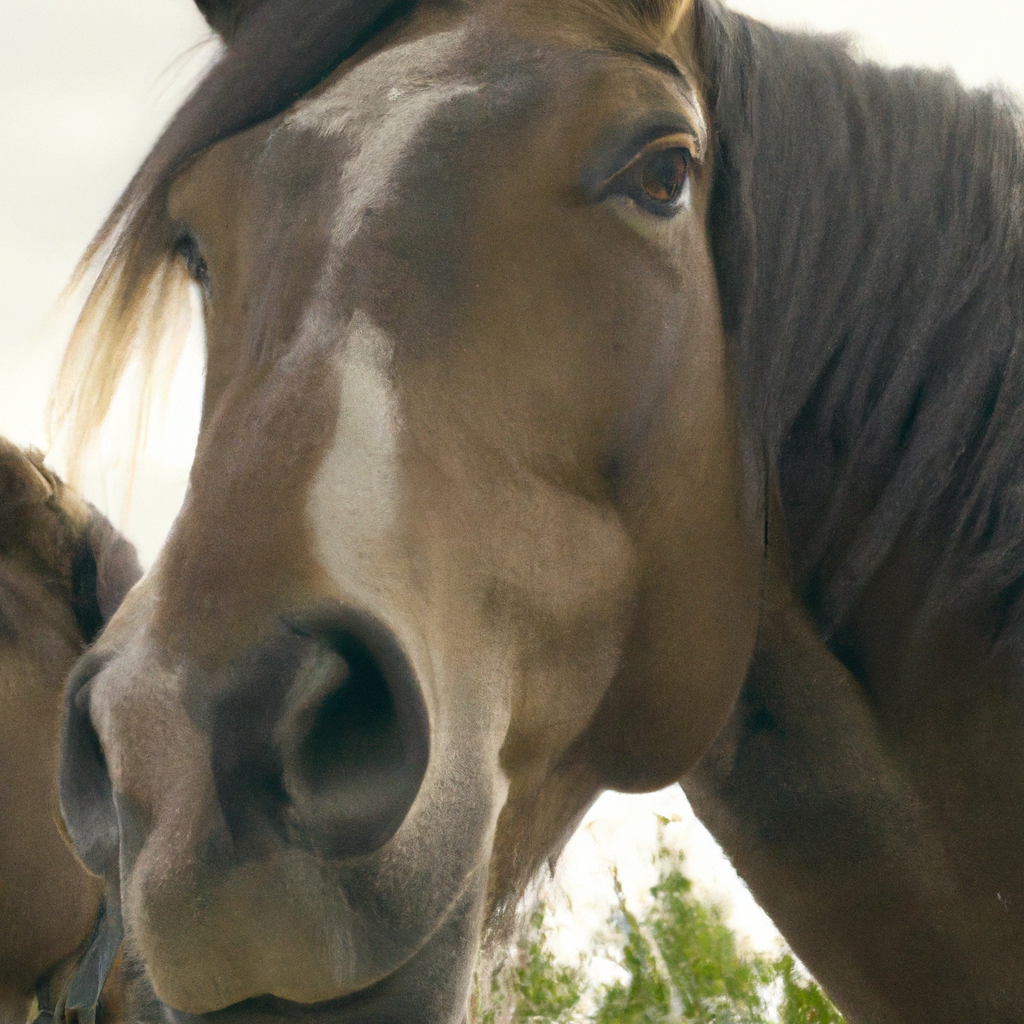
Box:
left=475, top=821, right=847, bottom=1024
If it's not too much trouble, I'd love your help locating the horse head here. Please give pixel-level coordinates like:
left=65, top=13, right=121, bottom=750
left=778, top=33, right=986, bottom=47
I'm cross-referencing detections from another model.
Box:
left=57, top=0, right=763, bottom=1019
left=0, top=437, right=141, bottom=1021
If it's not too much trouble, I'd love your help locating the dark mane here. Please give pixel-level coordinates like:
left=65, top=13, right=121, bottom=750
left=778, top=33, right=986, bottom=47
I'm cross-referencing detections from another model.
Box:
left=698, top=0, right=1024, bottom=652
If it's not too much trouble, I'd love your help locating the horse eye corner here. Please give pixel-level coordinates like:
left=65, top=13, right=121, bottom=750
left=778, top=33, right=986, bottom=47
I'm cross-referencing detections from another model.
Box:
left=172, top=231, right=211, bottom=288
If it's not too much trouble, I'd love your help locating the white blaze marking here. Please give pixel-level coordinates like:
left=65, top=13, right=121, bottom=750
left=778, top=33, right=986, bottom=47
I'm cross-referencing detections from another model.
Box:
left=308, top=310, right=403, bottom=610
left=285, top=30, right=478, bottom=254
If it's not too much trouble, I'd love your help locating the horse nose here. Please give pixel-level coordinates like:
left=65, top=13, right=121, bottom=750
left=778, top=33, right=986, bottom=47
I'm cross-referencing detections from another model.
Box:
left=214, top=604, right=430, bottom=860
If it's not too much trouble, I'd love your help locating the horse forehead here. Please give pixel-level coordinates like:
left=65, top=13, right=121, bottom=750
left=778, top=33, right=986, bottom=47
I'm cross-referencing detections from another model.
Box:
left=285, top=28, right=480, bottom=150
left=234, top=31, right=691, bottom=256
left=280, top=25, right=604, bottom=179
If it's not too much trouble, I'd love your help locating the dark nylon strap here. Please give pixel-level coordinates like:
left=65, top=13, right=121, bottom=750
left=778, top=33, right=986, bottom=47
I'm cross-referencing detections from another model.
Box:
left=33, top=884, right=123, bottom=1024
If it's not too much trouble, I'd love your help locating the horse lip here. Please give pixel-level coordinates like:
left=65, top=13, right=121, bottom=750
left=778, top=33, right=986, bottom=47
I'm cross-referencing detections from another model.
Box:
left=159, top=925, right=459, bottom=1024
left=158, top=862, right=490, bottom=1024
left=163, top=984, right=395, bottom=1024
left=159, top=929, right=459, bottom=1024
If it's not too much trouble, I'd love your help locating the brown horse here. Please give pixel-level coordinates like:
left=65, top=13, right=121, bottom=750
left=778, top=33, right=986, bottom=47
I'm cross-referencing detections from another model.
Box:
left=52, top=0, right=1022, bottom=1020
left=0, top=438, right=141, bottom=1023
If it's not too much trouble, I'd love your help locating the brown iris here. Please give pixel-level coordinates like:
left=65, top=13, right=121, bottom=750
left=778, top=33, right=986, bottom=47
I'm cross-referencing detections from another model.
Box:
left=640, top=148, right=689, bottom=204
left=595, top=130, right=697, bottom=217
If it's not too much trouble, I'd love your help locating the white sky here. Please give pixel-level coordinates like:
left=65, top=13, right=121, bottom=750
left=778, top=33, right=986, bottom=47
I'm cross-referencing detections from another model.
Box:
left=0, top=0, right=1021, bottom=967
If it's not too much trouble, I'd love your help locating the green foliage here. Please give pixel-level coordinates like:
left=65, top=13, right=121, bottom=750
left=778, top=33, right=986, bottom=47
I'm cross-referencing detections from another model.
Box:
left=594, top=856, right=775, bottom=1024
left=775, top=955, right=846, bottom=1024
left=478, top=834, right=846, bottom=1024
left=512, top=908, right=586, bottom=1023
left=476, top=907, right=584, bottom=1024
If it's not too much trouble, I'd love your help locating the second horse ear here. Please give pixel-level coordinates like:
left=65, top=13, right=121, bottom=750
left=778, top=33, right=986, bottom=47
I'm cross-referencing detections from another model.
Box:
left=194, top=0, right=266, bottom=38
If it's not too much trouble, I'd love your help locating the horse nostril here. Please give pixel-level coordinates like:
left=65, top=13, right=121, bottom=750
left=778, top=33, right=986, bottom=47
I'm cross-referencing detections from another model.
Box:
left=283, top=645, right=400, bottom=795
left=277, top=606, right=430, bottom=858
left=59, top=652, right=120, bottom=877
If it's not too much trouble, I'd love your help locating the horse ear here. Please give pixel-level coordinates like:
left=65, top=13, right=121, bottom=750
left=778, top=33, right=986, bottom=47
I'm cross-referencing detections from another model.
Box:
left=193, top=0, right=266, bottom=38
left=0, top=439, right=56, bottom=526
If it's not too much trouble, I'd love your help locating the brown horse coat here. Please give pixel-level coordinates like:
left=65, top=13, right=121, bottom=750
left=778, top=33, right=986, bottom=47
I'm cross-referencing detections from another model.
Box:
left=0, top=439, right=141, bottom=1023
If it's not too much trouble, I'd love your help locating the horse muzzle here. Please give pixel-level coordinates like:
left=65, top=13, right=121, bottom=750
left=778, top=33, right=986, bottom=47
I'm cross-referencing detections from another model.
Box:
left=61, top=603, right=430, bottom=866
left=56, top=601, right=487, bottom=1015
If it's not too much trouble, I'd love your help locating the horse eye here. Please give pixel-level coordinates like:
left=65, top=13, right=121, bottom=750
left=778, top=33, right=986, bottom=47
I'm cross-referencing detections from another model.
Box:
left=639, top=148, right=689, bottom=205
left=600, top=135, right=695, bottom=218
left=173, top=232, right=210, bottom=289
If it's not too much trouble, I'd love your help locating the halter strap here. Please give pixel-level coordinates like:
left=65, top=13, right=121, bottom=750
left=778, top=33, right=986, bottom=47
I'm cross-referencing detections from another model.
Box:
left=33, top=883, right=124, bottom=1024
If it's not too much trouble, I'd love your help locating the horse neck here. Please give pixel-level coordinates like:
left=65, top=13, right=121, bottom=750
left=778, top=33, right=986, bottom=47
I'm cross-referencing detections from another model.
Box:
left=711, top=10, right=1024, bottom=641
